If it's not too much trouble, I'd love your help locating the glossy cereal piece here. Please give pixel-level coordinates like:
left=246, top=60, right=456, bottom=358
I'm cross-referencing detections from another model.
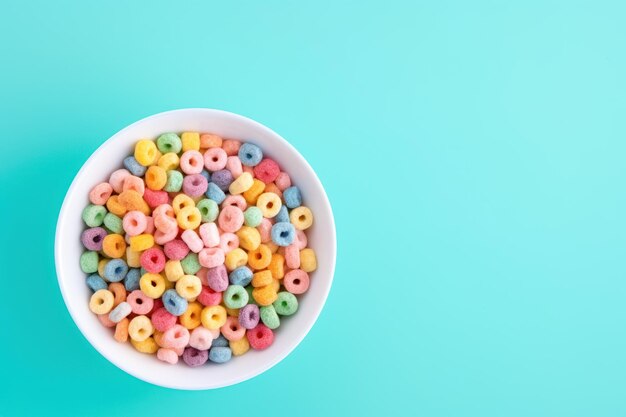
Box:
left=201, top=305, right=227, bottom=329
left=205, top=182, right=226, bottom=204
left=243, top=179, right=265, bottom=205
left=163, top=170, right=183, bottom=192
left=179, top=301, right=203, bottom=330
left=140, top=247, right=166, bottom=273
left=247, top=324, right=274, bottom=350
left=160, top=324, right=190, bottom=350
left=252, top=284, right=278, bottom=306
left=252, top=270, right=273, bottom=288
left=285, top=243, right=301, bottom=269
left=238, top=143, right=263, bottom=166
left=135, top=139, right=158, bottom=166
left=260, top=305, right=280, bottom=329
left=129, top=233, right=154, bottom=252
left=189, top=326, right=214, bottom=350
left=118, top=190, right=150, bottom=215
left=290, top=206, right=313, bottom=230
left=109, top=301, right=131, bottom=323
left=199, top=222, right=220, bottom=248
left=196, top=198, right=219, bottom=223
left=219, top=232, right=239, bottom=254
left=229, top=171, right=254, bottom=195
left=283, top=269, right=310, bottom=294
left=89, top=289, right=114, bottom=315
left=171, top=194, right=194, bottom=214
left=218, top=205, right=244, bottom=233
left=89, top=183, right=113, bottom=205
left=236, top=226, right=261, bottom=251
left=162, top=289, right=188, bottom=316
left=271, top=222, right=296, bottom=247
left=244, top=206, right=263, bottom=227
left=81, top=227, right=107, bottom=251
left=86, top=274, right=107, bottom=292
left=268, top=253, right=285, bottom=279
left=124, top=156, right=147, bottom=177
left=223, top=285, right=249, bottom=309
left=106, top=195, right=127, bottom=217
left=114, top=317, right=129, bottom=342
left=151, top=307, right=177, bottom=332
left=124, top=268, right=141, bottom=291
left=183, top=347, right=209, bottom=367
left=157, top=152, right=179, bottom=171
left=102, top=234, right=126, bottom=258
left=274, top=291, right=298, bottom=316
left=140, top=273, right=166, bottom=299
left=197, top=286, right=222, bottom=306
left=221, top=316, right=246, bottom=341
left=176, top=206, right=201, bottom=230
left=82, top=204, right=107, bottom=227
left=103, top=213, right=123, bottom=234
left=156, top=133, right=182, bottom=154
left=181, top=252, right=201, bottom=274
left=176, top=275, right=202, bottom=300
left=164, top=239, right=189, bottom=261
left=181, top=229, right=204, bottom=253
left=181, top=132, right=200, bottom=152
left=200, top=133, right=223, bottom=148
left=157, top=348, right=179, bottom=364
left=248, top=244, right=272, bottom=270
left=131, top=336, right=158, bottom=354
left=128, top=315, right=154, bottom=342
left=253, top=158, right=280, bottom=184
left=225, top=248, right=248, bottom=271
left=256, top=192, right=282, bottom=218
left=164, top=260, right=184, bottom=282
left=229, top=336, right=250, bottom=356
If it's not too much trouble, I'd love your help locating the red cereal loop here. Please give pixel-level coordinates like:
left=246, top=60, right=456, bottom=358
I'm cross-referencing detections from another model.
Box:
left=253, top=158, right=280, bottom=184
left=247, top=324, right=274, bottom=350
left=140, top=247, right=166, bottom=273
left=143, top=188, right=169, bottom=208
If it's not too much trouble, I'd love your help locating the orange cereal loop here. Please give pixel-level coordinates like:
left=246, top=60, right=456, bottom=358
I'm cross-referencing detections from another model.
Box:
left=145, top=166, right=167, bottom=190
left=222, top=139, right=241, bottom=156
left=248, top=244, right=272, bottom=270
left=106, top=195, right=127, bottom=217
left=114, top=318, right=129, bottom=343
left=252, top=270, right=273, bottom=287
left=252, top=284, right=278, bottom=306
left=108, top=282, right=127, bottom=307
left=153, top=330, right=165, bottom=347
left=268, top=253, right=285, bottom=279
left=243, top=179, right=265, bottom=205
left=264, top=183, right=283, bottom=202
left=131, top=336, right=158, bottom=354
left=200, top=133, right=223, bottom=148
left=271, top=278, right=280, bottom=292
left=179, top=302, right=202, bottom=330
left=118, top=190, right=150, bottom=215
left=102, top=234, right=126, bottom=258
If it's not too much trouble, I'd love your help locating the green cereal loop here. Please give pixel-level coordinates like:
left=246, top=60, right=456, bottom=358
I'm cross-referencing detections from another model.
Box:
left=196, top=199, right=219, bottom=223
left=156, top=133, right=182, bottom=154
left=163, top=170, right=183, bottom=192
left=181, top=253, right=201, bottom=275
left=224, top=285, right=249, bottom=309
left=273, top=291, right=298, bottom=316
left=103, top=213, right=123, bottom=234
left=80, top=251, right=99, bottom=273
left=243, top=206, right=263, bottom=227
left=260, top=305, right=280, bottom=329
left=245, top=285, right=258, bottom=306
left=82, top=204, right=107, bottom=227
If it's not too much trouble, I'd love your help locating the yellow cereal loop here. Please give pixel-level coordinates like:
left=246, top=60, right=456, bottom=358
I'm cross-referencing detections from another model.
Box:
left=89, top=289, right=114, bottom=314
left=225, top=248, right=248, bottom=271
left=300, top=248, right=317, bottom=272
left=175, top=275, right=202, bottom=300
left=225, top=307, right=239, bottom=317
left=97, top=259, right=109, bottom=278
left=181, top=132, right=200, bottom=151
left=248, top=244, right=272, bottom=270
left=179, top=301, right=202, bottom=330
left=230, top=336, right=250, bottom=356
left=268, top=253, right=285, bottom=279
left=229, top=172, right=254, bottom=195
left=150, top=150, right=163, bottom=166
left=158, top=152, right=180, bottom=171
left=102, top=234, right=126, bottom=258
left=131, top=336, right=158, bottom=354
left=176, top=206, right=201, bottom=230
left=252, top=270, right=273, bottom=288
left=290, top=206, right=313, bottom=230
left=256, top=192, right=282, bottom=218
left=129, top=234, right=154, bottom=252
left=106, top=195, right=127, bottom=217
left=164, top=278, right=175, bottom=290
left=164, top=260, right=184, bottom=282
left=252, top=284, right=278, bottom=306
left=236, top=226, right=261, bottom=251
left=126, top=248, right=141, bottom=268
left=243, top=179, right=265, bottom=205
left=128, top=315, right=154, bottom=342
left=134, top=139, right=158, bottom=166
left=145, top=166, right=167, bottom=190
left=201, top=305, right=227, bottom=330
left=172, top=194, right=195, bottom=214
left=139, top=273, right=166, bottom=299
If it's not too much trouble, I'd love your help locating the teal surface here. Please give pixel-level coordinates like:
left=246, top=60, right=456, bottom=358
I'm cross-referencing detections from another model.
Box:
left=1, top=1, right=626, bottom=416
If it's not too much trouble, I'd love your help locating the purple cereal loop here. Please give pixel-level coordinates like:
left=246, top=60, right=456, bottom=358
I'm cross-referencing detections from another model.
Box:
left=182, top=174, right=208, bottom=197
left=182, top=347, right=208, bottom=367
left=81, top=227, right=107, bottom=251
left=238, top=304, right=260, bottom=329
left=211, top=169, right=233, bottom=191
left=206, top=264, right=229, bottom=292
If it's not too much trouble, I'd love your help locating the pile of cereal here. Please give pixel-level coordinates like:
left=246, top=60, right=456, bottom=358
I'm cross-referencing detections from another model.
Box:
left=79, top=132, right=316, bottom=366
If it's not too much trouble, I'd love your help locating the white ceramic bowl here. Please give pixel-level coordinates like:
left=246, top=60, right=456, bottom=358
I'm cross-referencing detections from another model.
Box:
left=55, top=108, right=336, bottom=390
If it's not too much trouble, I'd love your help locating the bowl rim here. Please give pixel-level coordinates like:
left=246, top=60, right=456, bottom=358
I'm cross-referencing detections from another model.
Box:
left=54, top=108, right=336, bottom=389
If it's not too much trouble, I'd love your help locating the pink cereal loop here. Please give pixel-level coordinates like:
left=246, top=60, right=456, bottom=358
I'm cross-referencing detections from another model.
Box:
left=242, top=165, right=254, bottom=175
left=181, top=229, right=204, bottom=253
left=222, top=139, right=241, bottom=156
left=197, top=268, right=209, bottom=286
left=258, top=218, right=272, bottom=243
left=122, top=175, right=145, bottom=196
left=89, top=182, right=113, bottom=205
left=154, top=226, right=178, bottom=245
left=283, top=269, right=310, bottom=294
left=217, top=205, right=244, bottom=233
left=226, top=156, right=243, bottom=178
left=285, top=243, right=301, bottom=269
left=221, top=316, right=246, bottom=341
left=189, top=326, right=214, bottom=350
left=157, top=348, right=179, bottom=364
left=199, top=222, right=220, bottom=248
left=162, top=325, right=190, bottom=349
left=222, top=195, right=247, bottom=211
left=98, top=314, right=116, bottom=328
left=109, top=169, right=131, bottom=193
left=219, top=233, right=239, bottom=253
left=144, top=216, right=155, bottom=235
left=295, top=229, right=308, bottom=249
left=179, top=150, right=204, bottom=175
left=123, top=211, right=148, bottom=236
left=127, top=290, right=154, bottom=315
left=203, top=147, right=228, bottom=171
left=275, top=172, right=291, bottom=191
left=199, top=247, right=225, bottom=268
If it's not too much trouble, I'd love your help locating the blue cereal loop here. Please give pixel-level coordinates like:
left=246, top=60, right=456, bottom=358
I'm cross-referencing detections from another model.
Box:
left=104, top=258, right=128, bottom=282
left=86, top=274, right=108, bottom=292
left=238, top=143, right=263, bottom=167
left=123, top=156, right=147, bottom=177
left=283, top=186, right=302, bottom=209
left=271, top=222, right=296, bottom=247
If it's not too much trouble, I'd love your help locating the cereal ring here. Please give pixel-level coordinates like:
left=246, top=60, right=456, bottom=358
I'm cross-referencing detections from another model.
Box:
left=222, top=194, right=247, bottom=211
left=183, top=347, right=209, bottom=367
left=181, top=132, right=200, bottom=151
left=179, top=301, right=202, bottom=329
left=89, top=289, right=114, bottom=314
left=161, top=324, right=190, bottom=349
left=129, top=233, right=154, bottom=252
left=154, top=227, right=177, bottom=245
left=177, top=150, right=202, bottom=174
left=229, top=266, right=253, bottom=286
left=176, top=275, right=202, bottom=300
left=205, top=182, right=226, bottom=204
left=264, top=183, right=283, bottom=201
left=124, top=156, right=147, bottom=177
left=211, top=169, right=233, bottom=191
left=89, top=183, right=113, bottom=205
left=253, top=158, right=280, bottom=184
left=176, top=206, right=201, bottom=230
left=223, top=285, right=249, bottom=309
left=103, top=213, right=123, bottom=234
left=98, top=313, right=116, bottom=328
left=251, top=270, right=273, bottom=288
left=164, top=260, right=185, bottom=282
left=143, top=189, right=168, bottom=210
left=252, top=284, right=278, bottom=306
left=271, top=222, right=296, bottom=247
left=290, top=206, right=313, bottom=230
left=114, top=317, right=129, bottom=342
left=260, top=305, right=280, bottom=329
left=128, top=315, right=154, bottom=342
left=248, top=244, right=272, bottom=270
left=275, top=172, right=291, bottom=191
left=163, top=170, right=183, bottom=192
left=131, top=336, right=158, bottom=354
left=82, top=204, right=107, bottom=227
left=109, top=301, right=132, bottom=323
left=135, top=139, right=159, bottom=166
left=285, top=243, right=301, bottom=269
left=205, top=265, right=228, bottom=292
left=230, top=336, right=250, bottom=356
left=157, top=348, right=179, bottom=364
left=257, top=218, right=273, bottom=243
left=196, top=198, right=219, bottom=223
left=151, top=307, right=177, bottom=332
left=80, top=251, right=99, bottom=273
left=244, top=206, right=263, bottom=227
left=222, top=139, right=241, bottom=156
left=86, top=274, right=107, bottom=292
left=182, top=174, right=208, bottom=197
left=238, top=304, right=260, bottom=330
left=236, top=226, right=261, bottom=251
left=219, top=232, right=239, bottom=254
left=189, top=326, right=214, bottom=350
left=256, top=192, right=282, bottom=218
left=140, top=247, right=166, bottom=273
left=162, top=289, right=189, bottom=316
left=283, top=269, right=309, bottom=294
left=226, top=156, right=243, bottom=178
left=198, top=222, right=219, bottom=248
left=218, top=205, right=244, bottom=233
left=124, top=268, right=141, bottom=291
left=104, top=259, right=128, bottom=283
left=181, top=229, right=204, bottom=253
left=283, top=186, right=302, bottom=209
left=299, top=248, right=317, bottom=272
left=118, top=190, right=150, bottom=215
left=275, top=205, right=290, bottom=223
left=164, top=239, right=189, bottom=261
left=145, top=166, right=167, bottom=191
left=156, top=133, right=182, bottom=154
left=198, top=286, right=222, bottom=306
left=109, top=169, right=131, bottom=193
left=126, top=289, right=154, bottom=315
left=268, top=253, right=285, bottom=279
left=139, top=273, right=166, bottom=299
left=200, top=305, right=227, bottom=330
left=238, top=143, right=263, bottom=166
left=208, top=346, right=232, bottom=363
left=221, top=316, right=246, bottom=341
left=212, top=334, right=229, bottom=347
left=199, top=247, right=225, bottom=269
left=228, top=172, right=254, bottom=195
left=204, top=147, right=228, bottom=171
left=224, top=248, right=248, bottom=271
left=81, top=227, right=107, bottom=251
left=247, top=324, right=274, bottom=350
left=106, top=195, right=127, bottom=217
left=122, top=175, right=145, bottom=196
left=102, top=234, right=126, bottom=258
left=122, top=211, right=147, bottom=236
left=198, top=133, right=221, bottom=148
left=181, top=253, right=201, bottom=274
left=157, top=152, right=180, bottom=171
left=172, top=194, right=195, bottom=214
left=274, top=292, right=298, bottom=316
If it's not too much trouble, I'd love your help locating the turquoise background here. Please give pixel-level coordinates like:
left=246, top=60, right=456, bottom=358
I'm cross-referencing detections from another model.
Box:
left=1, top=1, right=626, bottom=416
